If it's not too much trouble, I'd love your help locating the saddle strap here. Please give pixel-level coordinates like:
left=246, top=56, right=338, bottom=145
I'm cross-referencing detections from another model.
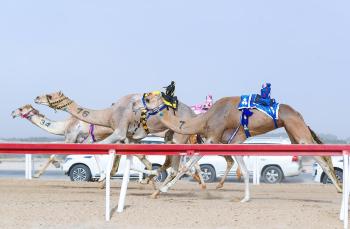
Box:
left=241, top=108, right=254, bottom=138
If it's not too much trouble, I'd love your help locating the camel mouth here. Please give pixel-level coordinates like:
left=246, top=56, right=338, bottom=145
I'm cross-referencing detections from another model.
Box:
left=34, top=98, right=47, bottom=105
left=11, top=111, right=19, bottom=119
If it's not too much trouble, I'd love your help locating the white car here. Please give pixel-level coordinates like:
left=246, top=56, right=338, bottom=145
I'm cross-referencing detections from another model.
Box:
left=197, top=137, right=302, bottom=184
left=62, top=136, right=167, bottom=182
left=313, top=156, right=343, bottom=184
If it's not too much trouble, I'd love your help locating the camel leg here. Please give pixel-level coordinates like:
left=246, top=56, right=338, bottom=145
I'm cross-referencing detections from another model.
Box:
left=153, top=155, right=203, bottom=196
left=216, top=130, right=247, bottom=189
left=135, top=155, right=157, bottom=190
left=150, top=156, right=182, bottom=198
left=236, top=167, right=242, bottom=181
left=179, top=156, right=206, bottom=189
left=235, top=156, right=250, bottom=202
left=216, top=156, right=234, bottom=189
left=193, top=162, right=207, bottom=190
left=283, top=120, right=342, bottom=192
left=34, top=155, right=57, bottom=178
left=94, top=155, right=103, bottom=175
left=146, top=155, right=173, bottom=183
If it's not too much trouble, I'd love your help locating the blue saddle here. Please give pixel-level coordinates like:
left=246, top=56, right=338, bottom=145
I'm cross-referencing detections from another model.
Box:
left=237, top=94, right=280, bottom=137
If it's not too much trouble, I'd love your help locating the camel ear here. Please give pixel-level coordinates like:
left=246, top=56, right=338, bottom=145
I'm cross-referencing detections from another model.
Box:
left=58, top=91, right=63, bottom=96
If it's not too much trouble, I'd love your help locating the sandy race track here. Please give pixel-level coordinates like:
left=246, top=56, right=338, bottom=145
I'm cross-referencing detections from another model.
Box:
left=0, top=179, right=345, bottom=229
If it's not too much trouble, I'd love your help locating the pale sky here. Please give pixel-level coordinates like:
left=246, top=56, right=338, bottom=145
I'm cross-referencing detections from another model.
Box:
left=0, top=1, right=349, bottom=139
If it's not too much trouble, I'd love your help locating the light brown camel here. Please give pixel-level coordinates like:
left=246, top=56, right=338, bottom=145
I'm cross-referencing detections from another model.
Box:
left=141, top=93, right=342, bottom=202
left=11, top=104, right=153, bottom=181
left=34, top=91, right=206, bottom=190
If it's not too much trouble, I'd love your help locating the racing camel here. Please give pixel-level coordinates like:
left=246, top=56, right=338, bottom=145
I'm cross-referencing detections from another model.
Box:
left=140, top=92, right=342, bottom=202
left=11, top=104, right=153, bottom=181
left=34, top=91, right=206, bottom=190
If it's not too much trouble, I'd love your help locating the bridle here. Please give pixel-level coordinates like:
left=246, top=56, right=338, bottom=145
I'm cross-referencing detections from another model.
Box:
left=20, top=108, right=37, bottom=119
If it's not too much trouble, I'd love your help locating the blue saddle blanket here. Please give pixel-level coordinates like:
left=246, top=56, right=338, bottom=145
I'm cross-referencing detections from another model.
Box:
left=238, top=94, right=280, bottom=121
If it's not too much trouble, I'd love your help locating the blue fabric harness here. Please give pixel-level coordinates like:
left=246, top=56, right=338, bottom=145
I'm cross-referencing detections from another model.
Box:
left=238, top=94, right=280, bottom=138
left=142, top=96, right=167, bottom=119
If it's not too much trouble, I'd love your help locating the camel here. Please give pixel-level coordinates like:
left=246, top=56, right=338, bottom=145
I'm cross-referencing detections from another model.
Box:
left=191, top=95, right=242, bottom=185
left=140, top=92, right=342, bottom=202
left=11, top=104, right=154, bottom=181
left=33, top=91, right=206, bottom=190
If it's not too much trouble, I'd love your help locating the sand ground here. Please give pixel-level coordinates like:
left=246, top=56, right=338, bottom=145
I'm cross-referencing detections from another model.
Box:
left=0, top=179, right=346, bottom=229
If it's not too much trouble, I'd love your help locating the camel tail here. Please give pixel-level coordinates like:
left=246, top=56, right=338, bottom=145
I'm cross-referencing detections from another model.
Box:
left=308, top=126, right=338, bottom=189
left=308, top=126, right=323, bottom=144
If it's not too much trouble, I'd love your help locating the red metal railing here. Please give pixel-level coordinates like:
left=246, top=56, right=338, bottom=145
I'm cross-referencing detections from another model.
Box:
left=0, top=143, right=349, bottom=228
left=0, top=143, right=349, bottom=155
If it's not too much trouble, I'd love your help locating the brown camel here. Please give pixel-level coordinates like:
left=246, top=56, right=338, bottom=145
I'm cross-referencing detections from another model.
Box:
left=141, top=93, right=342, bottom=202
left=11, top=104, right=153, bottom=181
left=34, top=91, right=206, bottom=190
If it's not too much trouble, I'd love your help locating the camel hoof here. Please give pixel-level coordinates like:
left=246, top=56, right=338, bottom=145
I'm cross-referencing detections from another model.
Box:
left=139, top=179, right=149, bottom=185
left=201, top=184, right=207, bottom=190
left=150, top=191, right=160, bottom=199
left=99, top=181, right=106, bottom=190
left=240, top=197, right=250, bottom=203
left=98, top=174, right=106, bottom=182
left=216, top=183, right=224, bottom=189
left=159, top=186, right=169, bottom=193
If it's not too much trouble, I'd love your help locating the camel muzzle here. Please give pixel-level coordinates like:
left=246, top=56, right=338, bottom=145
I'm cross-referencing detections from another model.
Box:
left=11, top=111, right=19, bottom=119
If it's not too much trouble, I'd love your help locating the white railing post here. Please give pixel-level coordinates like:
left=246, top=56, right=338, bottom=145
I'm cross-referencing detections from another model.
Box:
left=117, top=155, right=132, bottom=213
left=253, top=156, right=258, bottom=185
left=105, top=150, right=115, bottom=222
left=340, top=151, right=349, bottom=229
left=25, top=154, right=32, bottom=180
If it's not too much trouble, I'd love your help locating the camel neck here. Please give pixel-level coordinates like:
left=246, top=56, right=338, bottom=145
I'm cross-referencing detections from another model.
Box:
left=26, top=114, right=67, bottom=135
left=63, top=102, right=112, bottom=128
left=158, top=104, right=206, bottom=135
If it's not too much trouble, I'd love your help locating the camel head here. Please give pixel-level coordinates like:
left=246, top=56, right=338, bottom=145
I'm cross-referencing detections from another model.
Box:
left=143, top=90, right=178, bottom=111
left=11, top=104, right=39, bottom=119
left=35, top=91, right=73, bottom=110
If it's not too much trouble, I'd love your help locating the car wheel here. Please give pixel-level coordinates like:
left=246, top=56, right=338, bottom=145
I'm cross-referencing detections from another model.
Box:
left=69, top=164, right=92, bottom=182
left=262, top=166, right=283, bottom=184
left=322, top=169, right=343, bottom=184
left=151, top=165, right=167, bottom=183
left=200, top=164, right=216, bottom=183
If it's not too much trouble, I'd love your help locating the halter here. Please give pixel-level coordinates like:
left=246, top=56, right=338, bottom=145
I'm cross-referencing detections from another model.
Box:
left=21, top=108, right=36, bottom=119
left=46, top=95, right=73, bottom=110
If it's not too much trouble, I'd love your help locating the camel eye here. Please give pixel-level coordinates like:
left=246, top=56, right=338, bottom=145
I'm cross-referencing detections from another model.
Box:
left=47, top=95, right=52, bottom=100
left=19, top=108, right=23, bottom=112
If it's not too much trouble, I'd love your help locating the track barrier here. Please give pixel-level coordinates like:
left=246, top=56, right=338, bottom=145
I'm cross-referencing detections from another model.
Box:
left=0, top=143, right=349, bottom=228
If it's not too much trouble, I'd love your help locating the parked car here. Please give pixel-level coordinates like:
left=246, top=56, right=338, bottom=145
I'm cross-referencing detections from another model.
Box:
left=62, top=136, right=167, bottom=182
left=197, top=137, right=302, bottom=184
left=313, top=156, right=343, bottom=184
